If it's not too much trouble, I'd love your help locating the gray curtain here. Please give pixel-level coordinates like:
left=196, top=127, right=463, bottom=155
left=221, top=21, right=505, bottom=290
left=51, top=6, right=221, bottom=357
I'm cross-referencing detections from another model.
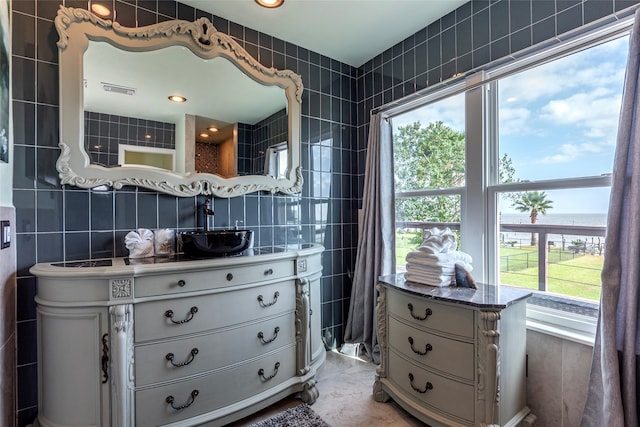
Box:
left=344, top=113, right=395, bottom=364
left=582, top=9, right=640, bottom=427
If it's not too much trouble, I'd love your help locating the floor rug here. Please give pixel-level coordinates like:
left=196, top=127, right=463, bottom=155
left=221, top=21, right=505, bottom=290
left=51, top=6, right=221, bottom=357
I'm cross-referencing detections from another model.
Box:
left=247, top=404, right=330, bottom=427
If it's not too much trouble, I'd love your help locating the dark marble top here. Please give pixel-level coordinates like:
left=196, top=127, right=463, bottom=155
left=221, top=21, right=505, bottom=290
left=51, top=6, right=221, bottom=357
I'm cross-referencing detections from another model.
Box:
left=378, top=273, right=532, bottom=309
left=50, top=245, right=314, bottom=268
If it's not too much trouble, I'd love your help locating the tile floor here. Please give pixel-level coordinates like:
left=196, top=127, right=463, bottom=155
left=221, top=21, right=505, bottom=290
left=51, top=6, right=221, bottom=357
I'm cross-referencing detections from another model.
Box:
left=228, top=349, right=424, bottom=427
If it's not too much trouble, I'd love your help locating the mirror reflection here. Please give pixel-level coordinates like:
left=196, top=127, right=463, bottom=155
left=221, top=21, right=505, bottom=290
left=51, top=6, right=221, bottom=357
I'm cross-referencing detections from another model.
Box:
left=83, top=42, right=289, bottom=178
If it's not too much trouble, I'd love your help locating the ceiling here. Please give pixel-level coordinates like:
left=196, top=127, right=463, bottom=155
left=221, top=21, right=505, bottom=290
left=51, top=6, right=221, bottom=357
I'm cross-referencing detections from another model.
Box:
left=180, top=0, right=467, bottom=68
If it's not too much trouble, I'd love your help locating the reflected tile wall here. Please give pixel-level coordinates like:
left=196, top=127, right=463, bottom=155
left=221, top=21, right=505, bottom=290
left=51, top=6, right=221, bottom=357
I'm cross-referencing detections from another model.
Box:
left=12, top=1, right=358, bottom=425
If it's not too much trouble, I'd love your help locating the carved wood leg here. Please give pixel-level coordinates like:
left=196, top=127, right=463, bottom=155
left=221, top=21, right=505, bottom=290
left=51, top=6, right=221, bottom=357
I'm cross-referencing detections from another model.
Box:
left=373, top=377, right=390, bottom=403
left=109, top=304, right=135, bottom=427
left=300, top=378, right=320, bottom=404
left=522, top=412, right=537, bottom=426
left=296, top=278, right=311, bottom=376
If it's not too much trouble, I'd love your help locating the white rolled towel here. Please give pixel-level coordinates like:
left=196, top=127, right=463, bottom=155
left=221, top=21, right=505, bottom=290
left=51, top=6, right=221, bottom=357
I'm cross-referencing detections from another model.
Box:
left=125, top=228, right=154, bottom=258
left=419, top=227, right=457, bottom=254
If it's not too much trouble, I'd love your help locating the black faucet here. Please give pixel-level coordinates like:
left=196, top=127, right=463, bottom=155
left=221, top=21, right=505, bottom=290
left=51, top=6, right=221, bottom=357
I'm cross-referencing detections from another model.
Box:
left=203, top=198, right=214, bottom=231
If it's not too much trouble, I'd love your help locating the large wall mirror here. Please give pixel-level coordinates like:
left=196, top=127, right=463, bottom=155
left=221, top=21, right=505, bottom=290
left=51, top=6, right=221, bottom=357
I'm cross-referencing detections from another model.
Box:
left=55, top=6, right=303, bottom=197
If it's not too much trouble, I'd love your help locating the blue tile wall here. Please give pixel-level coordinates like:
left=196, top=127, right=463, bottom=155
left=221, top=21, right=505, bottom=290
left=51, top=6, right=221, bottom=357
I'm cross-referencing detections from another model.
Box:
left=12, top=0, right=358, bottom=424
left=11, top=0, right=640, bottom=425
left=84, top=111, right=176, bottom=167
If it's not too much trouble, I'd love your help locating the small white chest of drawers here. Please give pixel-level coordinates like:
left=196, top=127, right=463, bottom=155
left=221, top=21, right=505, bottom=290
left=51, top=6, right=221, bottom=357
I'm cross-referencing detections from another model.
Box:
left=30, top=244, right=324, bottom=427
left=374, top=274, right=536, bottom=427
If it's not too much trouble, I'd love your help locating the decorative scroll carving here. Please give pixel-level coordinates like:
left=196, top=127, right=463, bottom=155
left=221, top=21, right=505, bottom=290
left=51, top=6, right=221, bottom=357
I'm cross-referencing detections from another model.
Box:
left=478, top=310, right=501, bottom=427
left=109, top=304, right=135, bottom=427
left=57, top=142, right=303, bottom=197
left=295, top=278, right=310, bottom=376
left=375, top=283, right=388, bottom=378
left=110, top=278, right=132, bottom=299
left=55, top=6, right=303, bottom=101
left=373, top=283, right=392, bottom=403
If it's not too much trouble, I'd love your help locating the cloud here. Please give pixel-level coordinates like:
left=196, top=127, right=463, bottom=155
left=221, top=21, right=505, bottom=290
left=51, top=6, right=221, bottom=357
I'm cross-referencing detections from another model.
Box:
left=537, top=142, right=606, bottom=164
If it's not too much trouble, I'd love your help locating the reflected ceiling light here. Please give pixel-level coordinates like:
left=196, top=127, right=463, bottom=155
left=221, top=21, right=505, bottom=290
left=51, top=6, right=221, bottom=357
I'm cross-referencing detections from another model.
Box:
left=91, top=3, right=111, bottom=17
left=144, top=134, right=152, bottom=139
left=168, top=95, right=187, bottom=103
left=255, top=0, right=284, bottom=8
left=207, top=126, right=219, bottom=132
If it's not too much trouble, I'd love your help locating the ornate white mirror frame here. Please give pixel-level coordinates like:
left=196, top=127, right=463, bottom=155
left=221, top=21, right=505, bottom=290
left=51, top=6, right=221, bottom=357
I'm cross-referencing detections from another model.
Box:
left=55, top=6, right=303, bottom=197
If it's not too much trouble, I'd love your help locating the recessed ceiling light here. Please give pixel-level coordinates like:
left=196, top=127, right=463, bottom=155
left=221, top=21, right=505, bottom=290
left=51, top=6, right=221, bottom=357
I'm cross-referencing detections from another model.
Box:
left=145, top=134, right=152, bottom=139
left=199, top=133, right=209, bottom=138
left=207, top=126, right=219, bottom=132
left=255, top=0, right=284, bottom=8
left=91, top=3, right=111, bottom=17
left=168, top=95, right=187, bottom=103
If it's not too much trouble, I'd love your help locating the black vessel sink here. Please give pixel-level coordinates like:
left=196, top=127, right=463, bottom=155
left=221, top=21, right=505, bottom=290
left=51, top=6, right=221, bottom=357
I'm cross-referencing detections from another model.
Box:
left=180, top=230, right=253, bottom=258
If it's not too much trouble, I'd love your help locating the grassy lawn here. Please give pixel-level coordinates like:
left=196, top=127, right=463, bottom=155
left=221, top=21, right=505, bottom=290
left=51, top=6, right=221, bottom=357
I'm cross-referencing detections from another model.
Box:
left=396, top=231, right=603, bottom=301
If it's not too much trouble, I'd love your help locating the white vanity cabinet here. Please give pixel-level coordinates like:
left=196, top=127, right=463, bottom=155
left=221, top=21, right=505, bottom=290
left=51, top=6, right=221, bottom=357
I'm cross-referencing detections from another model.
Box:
left=30, top=244, right=324, bottom=427
left=374, top=275, right=537, bottom=427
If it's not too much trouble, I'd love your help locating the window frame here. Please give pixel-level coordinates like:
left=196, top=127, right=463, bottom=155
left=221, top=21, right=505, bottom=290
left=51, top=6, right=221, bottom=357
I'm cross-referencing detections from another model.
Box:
left=386, top=16, right=633, bottom=345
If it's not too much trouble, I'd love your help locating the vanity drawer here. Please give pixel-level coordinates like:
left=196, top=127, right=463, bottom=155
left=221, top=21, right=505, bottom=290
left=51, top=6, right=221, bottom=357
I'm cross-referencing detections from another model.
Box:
left=388, top=348, right=475, bottom=423
left=135, top=345, right=296, bottom=427
left=134, top=281, right=295, bottom=342
left=134, top=259, right=294, bottom=297
left=387, top=288, right=474, bottom=339
left=135, top=313, right=295, bottom=386
left=388, top=316, right=474, bottom=381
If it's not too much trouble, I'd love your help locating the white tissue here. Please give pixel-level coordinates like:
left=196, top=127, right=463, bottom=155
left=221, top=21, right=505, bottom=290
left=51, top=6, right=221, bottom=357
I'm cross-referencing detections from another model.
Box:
left=125, top=228, right=154, bottom=258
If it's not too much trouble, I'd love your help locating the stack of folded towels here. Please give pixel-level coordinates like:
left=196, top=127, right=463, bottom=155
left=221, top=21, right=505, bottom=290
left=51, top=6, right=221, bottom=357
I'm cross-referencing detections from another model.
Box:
left=405, top=227, right=473, bottom=287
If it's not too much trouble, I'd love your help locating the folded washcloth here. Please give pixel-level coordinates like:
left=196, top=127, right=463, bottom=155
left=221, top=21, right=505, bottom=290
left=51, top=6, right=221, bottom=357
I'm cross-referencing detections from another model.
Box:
left=124, top=228, right=154, bottom=258
left=406, top=263, right=455, bottom=276
left=405, top=271, right=455, bottom=287
left=406, top=250, right=473, bottom=266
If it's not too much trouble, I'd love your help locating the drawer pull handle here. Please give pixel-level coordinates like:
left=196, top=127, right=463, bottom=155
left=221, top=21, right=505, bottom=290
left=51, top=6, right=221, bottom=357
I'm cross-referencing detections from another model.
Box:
left=408, top=373, right=433, bottom=394
left=165, top=306, right=198, bottom=324
left=407, top=303, right=432, bottom=321
left=166, top=389, right=199, bottom=410
left=226, top=273, right=233, bottom=281
left=257, top=291, right=280, bottom=307
left=101, top=333, right=109, bottom=384
left=166, top=348, right=199, bottom=367
left=408, top=337, right=433, bottom=356
left=265, top=268, right=274, bottom=275
left=258, top=362, right=281, bottom=381
left=258, top=326, right=280, bottom=344
left=177, top=279, right=186, bottom=287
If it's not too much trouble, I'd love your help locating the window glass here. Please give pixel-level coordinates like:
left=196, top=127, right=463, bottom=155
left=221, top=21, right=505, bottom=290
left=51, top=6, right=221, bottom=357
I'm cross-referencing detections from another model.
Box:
left=392, top=93, right=466, bottom=191
left=498, top=187, right=609, bottom=302
left=395, top=195, right=461, bottom=271
left=498, top=36, right=628, bottom=182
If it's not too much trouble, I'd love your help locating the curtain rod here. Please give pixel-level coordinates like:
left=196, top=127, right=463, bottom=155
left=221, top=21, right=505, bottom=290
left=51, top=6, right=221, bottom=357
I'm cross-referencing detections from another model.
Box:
left=370, top=9, right=637, bottom=118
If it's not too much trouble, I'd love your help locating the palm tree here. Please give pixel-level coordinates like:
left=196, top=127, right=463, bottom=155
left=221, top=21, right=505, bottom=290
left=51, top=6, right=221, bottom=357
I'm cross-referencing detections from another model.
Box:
left=513, top=191, right=554, bottom=246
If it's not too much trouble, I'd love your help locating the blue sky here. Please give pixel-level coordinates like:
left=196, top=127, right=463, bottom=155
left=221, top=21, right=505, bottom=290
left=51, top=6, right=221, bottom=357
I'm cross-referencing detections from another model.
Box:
left=392, top=34, right=630, bottom=215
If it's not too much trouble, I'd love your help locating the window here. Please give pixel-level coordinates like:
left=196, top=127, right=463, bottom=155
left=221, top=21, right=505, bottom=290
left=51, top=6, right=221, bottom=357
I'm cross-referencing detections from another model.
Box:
left=393, top=93, right=465, bottom=271
left=388, top=19, right=631, bottom=339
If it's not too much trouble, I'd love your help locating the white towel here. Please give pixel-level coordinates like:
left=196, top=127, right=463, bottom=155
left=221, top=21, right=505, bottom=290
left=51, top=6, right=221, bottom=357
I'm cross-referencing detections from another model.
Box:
left=406, top=263, right=455, bottom=276
left=419, top=227, right=457, bottom=254
left=124, top=228, right=154, bottom=258
left=406, top=250, right=472, bottom=266
left=405, top=271, right=455, bottom=287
